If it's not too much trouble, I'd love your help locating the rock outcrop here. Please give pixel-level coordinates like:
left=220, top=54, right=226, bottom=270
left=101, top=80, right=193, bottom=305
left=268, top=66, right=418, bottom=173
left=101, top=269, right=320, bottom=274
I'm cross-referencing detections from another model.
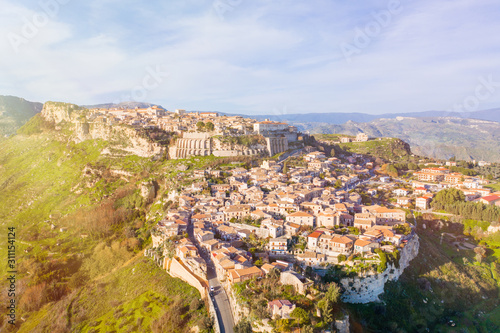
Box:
left=41, top=101, right=81, bottom=123
left=340, top=234, right=420, bottom=303
left=74, top=120, right=164, bottom=157
left=40, top=102, right=164, bottom=158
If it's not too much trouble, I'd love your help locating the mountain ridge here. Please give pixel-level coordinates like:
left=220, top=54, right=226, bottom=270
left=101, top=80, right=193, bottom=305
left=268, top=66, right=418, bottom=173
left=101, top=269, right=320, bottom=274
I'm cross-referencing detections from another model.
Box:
left=0, top=95, right=43, bottom=137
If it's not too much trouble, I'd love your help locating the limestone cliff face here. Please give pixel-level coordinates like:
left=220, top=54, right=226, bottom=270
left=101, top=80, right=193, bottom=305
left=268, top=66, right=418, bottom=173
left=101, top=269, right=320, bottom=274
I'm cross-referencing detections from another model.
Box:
left=40, top=102, right=164, bottom=158
left=74, top=121, right=164, bottom=158
left=41, top=101, right=82, bottom=124
left=340, top=234, right=420, bottom=303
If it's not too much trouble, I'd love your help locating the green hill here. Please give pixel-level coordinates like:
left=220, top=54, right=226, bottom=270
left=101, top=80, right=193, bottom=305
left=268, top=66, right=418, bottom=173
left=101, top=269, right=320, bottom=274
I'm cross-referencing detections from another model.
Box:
left=0, top=95, right=42, bottom=138
left=0, top=116, right=213, bottom=332
left=314, top=134, right=413, bottom=162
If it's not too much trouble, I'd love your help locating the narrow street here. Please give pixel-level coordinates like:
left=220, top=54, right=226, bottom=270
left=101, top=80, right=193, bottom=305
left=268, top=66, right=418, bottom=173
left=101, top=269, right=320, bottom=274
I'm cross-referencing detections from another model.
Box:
left=187, top=219, right=234, bottom=333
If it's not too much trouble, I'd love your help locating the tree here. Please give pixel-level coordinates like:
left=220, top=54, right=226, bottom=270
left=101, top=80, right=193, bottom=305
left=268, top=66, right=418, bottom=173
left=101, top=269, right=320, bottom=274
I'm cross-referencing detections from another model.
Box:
left=274, top=319, right=291, bottom=332
left=302, top=325, right=315, bottom=333
left=324, top=282, right=341, bottom=304
left=334, top=179, right=342, bottom=189
left=375, top=249, right=388, bottom=272
left=386, top=164, right=398, bottom=177
left=348, top=226, right=360, bottom=235
left=205, top=121, right=215, bottom=131
left=282, top=162, right=288, bottom=174
left=291, top=307, right=309, bottom=325
left=408, top=162, right=418, bottom=171
left=234, top=320, right=253, bottom=333
left=269, top=267, right=281, bottom=280
left=394, top=223, right=411, bottom=235
left=196, top=121, right=205, bottom=131
left=317, top=282, right=341, bottom=326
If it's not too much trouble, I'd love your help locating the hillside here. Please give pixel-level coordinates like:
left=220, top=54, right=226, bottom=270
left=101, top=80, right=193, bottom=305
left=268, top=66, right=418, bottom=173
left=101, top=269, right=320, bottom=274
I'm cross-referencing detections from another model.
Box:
left=308, top=117, right=500, bottom=162
left=0, top=96, right=42, bottom=138
left=0, top=115, right=213, bottom=332
left=348, top=214, right=500, bottom=332
left=314, top=134, right=413, bottom=162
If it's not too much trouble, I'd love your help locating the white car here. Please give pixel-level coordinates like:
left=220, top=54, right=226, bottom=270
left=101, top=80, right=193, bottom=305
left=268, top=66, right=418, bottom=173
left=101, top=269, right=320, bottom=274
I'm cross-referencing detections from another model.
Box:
left=210, top=286, right=214, bottom=292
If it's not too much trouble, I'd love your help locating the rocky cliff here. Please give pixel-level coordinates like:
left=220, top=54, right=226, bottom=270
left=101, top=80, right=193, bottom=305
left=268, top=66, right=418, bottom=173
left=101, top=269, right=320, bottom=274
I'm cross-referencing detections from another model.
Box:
left=41, top=101, right=84, bottom=123
left=340, top=234, right=420, bottom=303
left=40, top=102, right=164, bottom=158
left=75, top=120, right=164, bottom=157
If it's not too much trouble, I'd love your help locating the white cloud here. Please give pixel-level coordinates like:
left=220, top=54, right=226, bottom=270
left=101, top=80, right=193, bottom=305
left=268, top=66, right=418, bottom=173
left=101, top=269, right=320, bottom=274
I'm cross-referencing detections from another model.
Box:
left=1, top=0, right=499, bottom=114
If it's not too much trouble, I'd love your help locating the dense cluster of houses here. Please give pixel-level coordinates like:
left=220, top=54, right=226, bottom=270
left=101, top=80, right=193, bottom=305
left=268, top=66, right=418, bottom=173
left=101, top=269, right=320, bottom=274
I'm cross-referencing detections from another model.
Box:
left=86, top=105, right=297, bottom=139
left=146, top=138, right=499, bottom=322
left=150, top=149, right=417, bottom=295
left=407, top=167, right=499, bottom=207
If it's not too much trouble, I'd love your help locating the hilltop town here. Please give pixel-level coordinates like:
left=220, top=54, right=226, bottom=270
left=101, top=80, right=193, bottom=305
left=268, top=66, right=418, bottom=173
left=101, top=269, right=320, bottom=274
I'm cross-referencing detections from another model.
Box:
left=28, top=102, right=500, bottom=332
left=77, top=105, right=301, bottom=159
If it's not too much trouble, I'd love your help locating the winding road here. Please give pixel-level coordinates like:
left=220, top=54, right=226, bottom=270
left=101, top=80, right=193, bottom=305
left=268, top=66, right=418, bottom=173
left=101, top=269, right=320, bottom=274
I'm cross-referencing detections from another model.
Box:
left=187, top=219, right=234, bottom=333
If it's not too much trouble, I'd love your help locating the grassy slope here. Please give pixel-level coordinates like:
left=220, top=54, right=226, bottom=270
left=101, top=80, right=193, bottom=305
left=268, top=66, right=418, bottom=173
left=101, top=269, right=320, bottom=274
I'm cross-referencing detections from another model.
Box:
left=0, top=96, right=42, bottom=137
left=0, top=117, right=211, bottom=332
left=314, top=134, right=413, bottom=161
left=18, top=256, right=206, bottom=333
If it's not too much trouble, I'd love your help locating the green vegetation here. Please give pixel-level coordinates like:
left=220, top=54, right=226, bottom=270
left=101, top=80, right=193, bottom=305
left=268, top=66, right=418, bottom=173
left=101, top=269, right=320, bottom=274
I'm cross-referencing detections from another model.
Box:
left=0, top=95, right=42, bottom=137
left=348, top=214, right=500, bottom=332
left=216, top=134, right=266, bottom=147
left=336, top=137, right=412, bottom=162
left=18, top=257, right=210, bottom=333
left=432, top=188, right=500, bottom=222
left=0, top=118, right=213, bottom=332
left=233, top=275, right=343, bottom=332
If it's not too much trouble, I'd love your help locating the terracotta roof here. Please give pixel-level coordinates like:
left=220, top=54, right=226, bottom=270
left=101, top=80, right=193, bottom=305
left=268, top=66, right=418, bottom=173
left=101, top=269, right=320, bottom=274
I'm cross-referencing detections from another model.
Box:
left=308, top=231, right=324, bottom=239
left=481, top=195, right=500, bottom=202
left=354, top=239, right=371, bottom=247
left=288, top=211, right=314, bottom=217
left=331, top=236, right=354, bottom=244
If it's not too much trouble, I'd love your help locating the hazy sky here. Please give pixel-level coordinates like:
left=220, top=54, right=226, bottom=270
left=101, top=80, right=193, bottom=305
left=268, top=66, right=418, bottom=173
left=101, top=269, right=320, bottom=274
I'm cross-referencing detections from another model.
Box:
left=2, top=0, right=500, bottom=115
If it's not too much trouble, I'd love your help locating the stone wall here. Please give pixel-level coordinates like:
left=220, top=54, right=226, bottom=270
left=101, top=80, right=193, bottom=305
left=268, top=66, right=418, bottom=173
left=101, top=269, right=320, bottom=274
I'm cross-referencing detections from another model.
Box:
left=164, top=257, right=208, bottom=298
left=280, top=271, right=313, bottom=295
left=208, top=297, right=221, bottom=333
left=169, top=133, right=269, bottom=159
left=335, top=313, right=350, bottom=333
left=266, top=136, right=288, bottom=156
left=340, top=234, right=420, bottom=303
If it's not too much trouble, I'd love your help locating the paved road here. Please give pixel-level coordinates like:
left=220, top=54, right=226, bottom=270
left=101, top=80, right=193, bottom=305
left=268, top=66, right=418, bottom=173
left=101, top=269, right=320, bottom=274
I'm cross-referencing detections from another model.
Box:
left=187, top=219, right=234, bottom=333
left=207, top=262, right=234, bottom=333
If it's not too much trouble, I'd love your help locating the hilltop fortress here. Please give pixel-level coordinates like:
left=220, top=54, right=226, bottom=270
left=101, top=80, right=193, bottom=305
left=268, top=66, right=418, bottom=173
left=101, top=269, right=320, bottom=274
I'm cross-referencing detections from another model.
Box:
left=40, top=102, right=300, bottom=159
left=166, top=112, right=298, bottom=159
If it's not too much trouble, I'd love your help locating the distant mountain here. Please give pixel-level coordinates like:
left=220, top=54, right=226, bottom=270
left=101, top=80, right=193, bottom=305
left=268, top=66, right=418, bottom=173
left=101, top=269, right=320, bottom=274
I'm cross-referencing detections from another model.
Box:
left=304, top=117, right=500, bottom=162
left=0, top=95, right=43, bottom=137
left=82, top=101, right=166, bottom=110
left=251, top=108, right=500, bottom=124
